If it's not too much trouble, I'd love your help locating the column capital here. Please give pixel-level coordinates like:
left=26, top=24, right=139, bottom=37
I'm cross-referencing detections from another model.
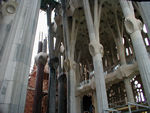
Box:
left=48, top=57, right=59, bottom=69
left=64, top=59, right=76, bottom=71
left=1, top=1, right=18, bottom=16
left=58, top=73, right=66, bottom=82
left=124, top=16, right=143, bottom=34
left=35, top=52, right=48, bottom=66
left=89, top=40, right=104, bottom=57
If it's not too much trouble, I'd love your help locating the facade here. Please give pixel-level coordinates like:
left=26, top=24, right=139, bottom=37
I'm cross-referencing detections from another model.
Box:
left=0, top=0, right=150, bottom=113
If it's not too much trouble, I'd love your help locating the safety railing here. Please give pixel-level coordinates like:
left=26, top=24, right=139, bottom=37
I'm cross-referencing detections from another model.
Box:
left=127, top=102, right=150, bottom=113
left=104, top=102, right=150, bottom=113
left=104, top=108, right=121, bottom=113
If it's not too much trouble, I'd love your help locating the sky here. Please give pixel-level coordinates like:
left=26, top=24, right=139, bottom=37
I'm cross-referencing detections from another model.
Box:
left=30, top=10, right=55, bottom=72
left=30, top=10, right=48, bottom=72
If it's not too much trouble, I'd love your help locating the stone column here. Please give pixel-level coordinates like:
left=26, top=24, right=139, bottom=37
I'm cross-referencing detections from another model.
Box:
left=124, top=78, right=135, bottom=103
left=60, top=1, right=71, bottom=112
left=116, top=38, right=135, bottom=102
left=83, top=0, right=108, bottom=112
left=68, top=59, right=77, bottom=113
left=64, top=59, right=80, bottom=113
left=115, top=38, right=126, bottom=65
left=120, top=0, right=150, bottom=105
left=0, top=1, right=18, bottom=86
left=61, top=0, right=79, bottom=112
left=0, top=0, right=41, bottom=112
left=76, top=96, right=81, bottom=113
left=110, top=47, right=118, bottom=65
left=0, top=0, right=19, bottom=59
left=93, top=92, right=98, bottom=113
left=0, top=4, right=15, bottom=63
left=138, top=2, right=150, bottom=39
left=38, top=41, right=43, bottom=53
left=47, top=57, right=59, bottom=113
left=42, top=39, right=47, bottom=53
left=64, top=59, right=79, bottom=113
left=111, top=8, right=135, bottom=103
left=33, top=52, right=47, bottom=113
left=46, top=4, right=59, bottom=113
left=58, top=73, right=67, bottom=113
left=89, top=41, right=108, bottom=113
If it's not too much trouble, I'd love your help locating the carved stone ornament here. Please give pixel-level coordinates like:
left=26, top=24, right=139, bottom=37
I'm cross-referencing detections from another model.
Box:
left=64, top=59, right=70, bottom=71
left=35, top=52, right=48, bottom=66
left=70, top=60, right=76, bottom=70
left=89, top=40, right=104, bottom=57
left=1, top=1, right=18, bottom=16
left=49, top=57, right=59, bottom=69
left=124, top=16, right=143, bottom=34
left=64, top=59, right=76, bottom=71
left=116, top=67, right=123, bottom=80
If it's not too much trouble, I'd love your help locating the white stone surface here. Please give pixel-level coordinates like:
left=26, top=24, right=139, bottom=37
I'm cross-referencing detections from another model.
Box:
left=0, top=0, right=41, bottom=112
left=69, top=60, right=77, bottom=113
left=120, top=0, right=150, bottom=105
left=124, top=78, right=135, bottom=103
left=83, top=0, right=109, bottom=112
left=138, top=2, right=150, bottom=40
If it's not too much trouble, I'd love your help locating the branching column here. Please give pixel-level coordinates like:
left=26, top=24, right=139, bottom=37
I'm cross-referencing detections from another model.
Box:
left=61, top=0, right=79, bottom=111
left=83, top=0, right=108, bottom=112
left=108, top=9, right=135, bottom=103
left=115, top=29, right=135, bottom=103
left=60, top=0, right=71, bottom=112
left=120, top=0, right=150, bottom=105
left=69, top=18, right=79, bottom=113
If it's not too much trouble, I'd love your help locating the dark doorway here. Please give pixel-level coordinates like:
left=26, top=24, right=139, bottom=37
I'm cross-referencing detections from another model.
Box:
left=82, top=95, right=92, bottom=113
